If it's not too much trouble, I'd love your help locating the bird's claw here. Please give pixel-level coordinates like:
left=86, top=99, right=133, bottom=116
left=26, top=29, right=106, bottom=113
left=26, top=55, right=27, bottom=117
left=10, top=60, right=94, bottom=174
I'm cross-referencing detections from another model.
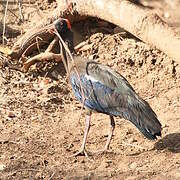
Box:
left=69, top=148, right=93, bottom=161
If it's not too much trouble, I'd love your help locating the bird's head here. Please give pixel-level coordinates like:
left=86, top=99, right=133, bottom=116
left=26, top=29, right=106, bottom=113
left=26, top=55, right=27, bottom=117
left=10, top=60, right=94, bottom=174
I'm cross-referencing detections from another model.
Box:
left=51, top=18, right=71, bottom=36
left=49, top=18, right=74, bottom=53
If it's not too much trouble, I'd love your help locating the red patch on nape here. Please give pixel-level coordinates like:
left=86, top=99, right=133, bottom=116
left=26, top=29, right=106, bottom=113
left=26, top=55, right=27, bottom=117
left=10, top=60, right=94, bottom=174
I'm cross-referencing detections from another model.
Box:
left=64, top=18, right=71, bottom=30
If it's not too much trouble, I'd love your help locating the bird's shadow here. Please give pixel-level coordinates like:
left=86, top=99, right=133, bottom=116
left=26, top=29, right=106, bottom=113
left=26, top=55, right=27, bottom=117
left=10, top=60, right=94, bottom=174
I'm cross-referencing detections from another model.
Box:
left=154, top=133, right=180, bottom=153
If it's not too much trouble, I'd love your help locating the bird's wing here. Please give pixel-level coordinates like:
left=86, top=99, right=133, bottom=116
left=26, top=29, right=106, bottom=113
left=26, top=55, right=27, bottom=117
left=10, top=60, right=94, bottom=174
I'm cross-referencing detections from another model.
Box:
left=85, top=61, right=136, bottom=95
left=73, top=61, right=162, bottom=140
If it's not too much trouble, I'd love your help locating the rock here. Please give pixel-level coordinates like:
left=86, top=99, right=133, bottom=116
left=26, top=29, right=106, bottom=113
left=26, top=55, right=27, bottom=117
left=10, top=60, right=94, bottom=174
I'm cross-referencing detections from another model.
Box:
left=164, top=12, right=170, bottom=18
left=128, top=162, right=137, bottom=170
left=78, top=44, right=93, bottom=52
left=74, top=41, right=87, bottom=51
left=98, top=160, right=110, bottom=170
left=0, top=164, right=6, bottom=171
left=51, top=71, right=60, bottom=80
left=8, top=111, right=15, bottom=118
left=128, top=137, right=137, bottom=143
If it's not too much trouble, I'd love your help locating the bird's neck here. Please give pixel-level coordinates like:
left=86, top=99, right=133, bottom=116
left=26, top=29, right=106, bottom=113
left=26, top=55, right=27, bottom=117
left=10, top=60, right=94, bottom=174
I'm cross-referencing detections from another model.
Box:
left=60, top=30, right=75, bottom=74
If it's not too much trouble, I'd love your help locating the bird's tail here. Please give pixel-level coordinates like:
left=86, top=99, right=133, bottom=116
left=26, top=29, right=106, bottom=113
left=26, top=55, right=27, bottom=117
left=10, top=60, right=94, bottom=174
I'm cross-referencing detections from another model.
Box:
left=125, top=96, right=162, bottom=140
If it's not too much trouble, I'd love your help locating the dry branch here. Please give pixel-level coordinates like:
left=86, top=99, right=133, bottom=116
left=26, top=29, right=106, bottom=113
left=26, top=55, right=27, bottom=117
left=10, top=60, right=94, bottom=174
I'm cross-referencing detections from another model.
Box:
left=21, top=36, right=61, bottom=72
left=22, top=52, right=62, bottom=72
left=3, top=0, right=9, bottom=46
left=10, top=23, right=57, bottom=60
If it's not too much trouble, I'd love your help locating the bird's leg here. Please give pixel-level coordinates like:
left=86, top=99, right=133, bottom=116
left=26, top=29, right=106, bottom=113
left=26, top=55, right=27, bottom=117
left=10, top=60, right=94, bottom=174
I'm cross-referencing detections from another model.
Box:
left=104, top=116, right=115, bottom=151
left=72, top=111, right=92, bottom=158
left=91, top=116, right=115, bottom=155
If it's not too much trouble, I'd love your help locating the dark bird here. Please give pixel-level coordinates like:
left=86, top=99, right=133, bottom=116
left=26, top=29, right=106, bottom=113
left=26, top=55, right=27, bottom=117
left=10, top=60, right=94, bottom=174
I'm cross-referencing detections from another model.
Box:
left=53, top=19, right=162, bottom=157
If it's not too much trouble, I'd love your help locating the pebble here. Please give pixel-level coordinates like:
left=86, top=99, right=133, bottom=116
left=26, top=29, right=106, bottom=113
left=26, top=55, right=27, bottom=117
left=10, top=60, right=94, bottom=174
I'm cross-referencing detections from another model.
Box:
left=8, top=111, right=15, bottom=118
left=128, top=137, right=137, bottom=143
left=98, top=160, right=110, bottom=170
left=164, top=12, right=170, bottom=18
left=128, top=162, right=137, bottom=170
left=0, top=164, right=6, bottom=171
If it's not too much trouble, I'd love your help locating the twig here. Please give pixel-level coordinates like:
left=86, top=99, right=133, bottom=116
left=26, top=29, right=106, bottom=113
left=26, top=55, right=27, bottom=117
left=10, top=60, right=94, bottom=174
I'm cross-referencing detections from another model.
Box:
left=22, top=52, right=62, bottom=72
left=19, top=23, right=54, bottom=51
left=35, top=36, right=43, bottom=54
left=54, top=31, right=74, bottom=67
left=120, top=142, right=146, bottom=150
left=55, top=30, right=86, bottom=105
left=55, top=30, right=87, bottom=126
left=144, top=95, right=155, bottom=101
left=18, top=168, right=42, bottom=172
left=20, top=40, right=48, bottom=62
left=174, top=143, right=180, bottom=150
left=18, top=0, right=24, bottom=23
left=45, top=36, right=59, bottom=52
left=1, top=3, right=19, bottom=19
left=3, top=0, right=9, bottom=46
left=49, top=171, right=56, bottom=180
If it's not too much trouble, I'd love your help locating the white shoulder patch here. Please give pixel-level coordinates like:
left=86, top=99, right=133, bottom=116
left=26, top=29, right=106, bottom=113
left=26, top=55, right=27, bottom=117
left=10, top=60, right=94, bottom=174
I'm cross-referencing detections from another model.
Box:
left=85, top=74, right=98, bottom=82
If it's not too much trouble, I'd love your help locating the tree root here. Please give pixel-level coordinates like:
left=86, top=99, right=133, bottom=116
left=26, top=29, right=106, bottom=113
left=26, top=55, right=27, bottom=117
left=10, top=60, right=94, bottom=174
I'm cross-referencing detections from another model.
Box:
left=8, top=35, right=62, bottom=73
left=22, top=52, right=62, bottom=73
left=22, top=36, right=62, bottom=72
left=10, top=23, right=57, bottom=60
left=9, top=0, right=180, bottom=73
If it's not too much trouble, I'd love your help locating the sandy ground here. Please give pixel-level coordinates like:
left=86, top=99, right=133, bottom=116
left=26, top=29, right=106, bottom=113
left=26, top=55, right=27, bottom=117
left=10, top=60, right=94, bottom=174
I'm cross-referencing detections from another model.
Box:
left=0, top=0, right=180, bottom=179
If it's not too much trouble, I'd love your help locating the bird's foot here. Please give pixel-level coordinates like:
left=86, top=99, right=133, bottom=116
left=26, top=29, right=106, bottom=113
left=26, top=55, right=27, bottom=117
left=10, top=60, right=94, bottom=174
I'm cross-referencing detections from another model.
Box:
left=73, top=149, right=89, bottom=157
left=70, top=148, right=93, bottom=160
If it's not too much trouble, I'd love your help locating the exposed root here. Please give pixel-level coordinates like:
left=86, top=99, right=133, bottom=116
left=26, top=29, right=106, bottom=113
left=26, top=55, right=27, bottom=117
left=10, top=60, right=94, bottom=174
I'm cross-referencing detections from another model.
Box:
left=9, top=23, right=56, bottom=60
left=9, top=0, right=180, bottom=65
left=22, top=52, right=62, bottom=73
left=45, top=36, right=59, bottom=53
left=22, top=36, right=61, bottom=72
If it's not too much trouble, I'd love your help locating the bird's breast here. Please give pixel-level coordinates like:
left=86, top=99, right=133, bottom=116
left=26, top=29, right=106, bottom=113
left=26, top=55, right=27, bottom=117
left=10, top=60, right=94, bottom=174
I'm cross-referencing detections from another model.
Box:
left=69, top=72, right=116, bottom=114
